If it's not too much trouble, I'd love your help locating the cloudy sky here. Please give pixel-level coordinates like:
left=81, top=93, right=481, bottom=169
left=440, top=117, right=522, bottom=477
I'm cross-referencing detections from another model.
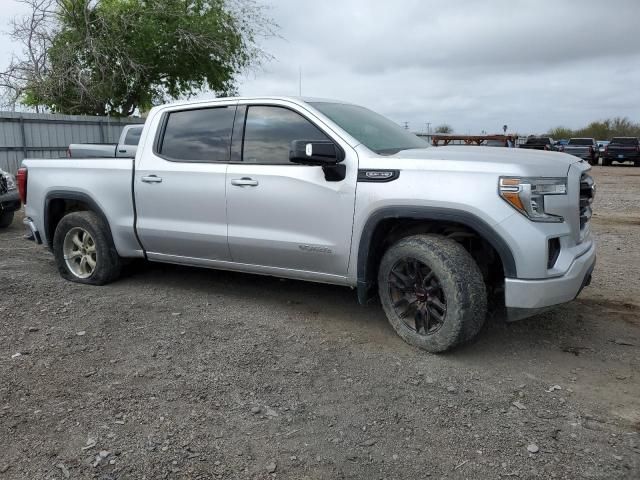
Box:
left=2, top=0, right=639, bottom=134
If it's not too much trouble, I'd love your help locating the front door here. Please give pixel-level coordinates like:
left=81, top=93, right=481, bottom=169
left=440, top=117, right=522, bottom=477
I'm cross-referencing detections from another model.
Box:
left=135, top=103, right=237, bottom=263
left=226, top=104, right=357, bottom=278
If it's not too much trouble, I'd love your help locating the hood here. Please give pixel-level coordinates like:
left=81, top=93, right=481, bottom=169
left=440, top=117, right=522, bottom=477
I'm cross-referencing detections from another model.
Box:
left=377, top=146, right=583, bottom=177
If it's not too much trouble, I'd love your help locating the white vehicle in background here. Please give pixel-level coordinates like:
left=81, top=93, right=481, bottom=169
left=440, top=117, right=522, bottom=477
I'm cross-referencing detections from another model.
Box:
left=597, top=141, right=609, bottom=160
left=18, top=96, right=596, bottom=352
left=67, top=124, right=143, bottom=158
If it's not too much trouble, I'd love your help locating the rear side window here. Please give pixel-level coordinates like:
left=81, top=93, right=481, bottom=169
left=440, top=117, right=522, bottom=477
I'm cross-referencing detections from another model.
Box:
left=124, top=126, right=142, bottom=146
left=610, top=137, right=638, bottom=146
left=159, top=106, right=235, bottom=162
left=242, top=106, right=330, bottom=164
left=527, top=137, right=551, bottom=144
left=568, top=139, right=592, bottom=146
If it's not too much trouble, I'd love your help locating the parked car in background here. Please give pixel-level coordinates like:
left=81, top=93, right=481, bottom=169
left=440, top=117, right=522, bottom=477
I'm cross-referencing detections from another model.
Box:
left=0, top=169, right=20, bottom=228
left=519, top=136, right=556, bottom=151
left=555, top=139, right=569, bottom=149
left=559, top=138, right=597, bottom=165
left=67, top=124, right=143, bottom=158
left=602, top=137, right=640, bottom=166
left=18, top=96, right=596, bottom=353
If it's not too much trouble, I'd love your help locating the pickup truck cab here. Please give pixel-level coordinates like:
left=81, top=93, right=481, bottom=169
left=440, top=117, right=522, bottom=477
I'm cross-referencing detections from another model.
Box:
left=67, top=124, right=143, bottom=159
left=559, top=138, right=597, bottom=165
left=18, top=97, right=596, bottom=352
left=519, top=137, right=556, bottom=151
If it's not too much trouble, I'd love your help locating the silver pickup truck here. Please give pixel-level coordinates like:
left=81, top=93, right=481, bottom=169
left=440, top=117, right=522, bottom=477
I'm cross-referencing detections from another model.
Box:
left=18, top=96, right=596, bottom=352
left=67, top=124, right=143, bottom=158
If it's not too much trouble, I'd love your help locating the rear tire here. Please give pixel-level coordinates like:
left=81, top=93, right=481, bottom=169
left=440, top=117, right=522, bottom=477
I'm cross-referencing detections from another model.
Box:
left=377, top=234, right=487, bottom=353
left=0, top=210, right=14, bottom=228
left=53, top=211, right=121, bottom=285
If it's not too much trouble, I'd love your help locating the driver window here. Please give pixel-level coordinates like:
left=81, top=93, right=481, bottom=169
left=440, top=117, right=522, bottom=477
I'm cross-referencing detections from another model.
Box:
left=242, top=106, right=330, bottom=164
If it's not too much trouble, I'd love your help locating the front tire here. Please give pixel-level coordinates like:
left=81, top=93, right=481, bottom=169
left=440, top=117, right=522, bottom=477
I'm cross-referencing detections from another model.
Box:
left=378, top=234, right=487, bottom=353
left=53, top=211, right=121, bottom=285
left=0, top=210, right=14, bottom=228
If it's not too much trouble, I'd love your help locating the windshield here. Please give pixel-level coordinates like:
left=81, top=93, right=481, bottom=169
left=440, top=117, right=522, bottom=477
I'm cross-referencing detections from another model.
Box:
left=568, top=139, right=592, bottom=145
left=309, top=102, right=428, bottom=155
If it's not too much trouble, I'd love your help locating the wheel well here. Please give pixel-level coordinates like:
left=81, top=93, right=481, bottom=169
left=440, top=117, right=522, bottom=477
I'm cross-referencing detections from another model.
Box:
left=45, top=198, right=93, bottom=247
left=361, top=218, right=506, bottom=302
left=44, top=193, right=115, bottom=250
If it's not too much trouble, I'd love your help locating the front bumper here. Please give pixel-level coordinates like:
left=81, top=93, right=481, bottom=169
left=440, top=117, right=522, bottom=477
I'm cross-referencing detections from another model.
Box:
left=0, top=190, right=21, bottom=213
left=505, top=241, right=596, bottom=321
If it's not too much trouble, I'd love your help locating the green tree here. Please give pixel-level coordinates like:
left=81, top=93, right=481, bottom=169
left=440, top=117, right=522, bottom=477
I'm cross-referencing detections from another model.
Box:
left=547, top=117, right=640, bottom=141
left=4, top=0, right=275, bottom=115
left=434, top=124, right=453, bottom=134
left=548, top=126, right=573, bottom=140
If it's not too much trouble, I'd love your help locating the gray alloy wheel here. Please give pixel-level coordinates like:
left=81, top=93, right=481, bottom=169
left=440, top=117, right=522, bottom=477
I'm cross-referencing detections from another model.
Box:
left=63, top=227, right=98, bottom=279
left=53, top=211, right=121, bottom=285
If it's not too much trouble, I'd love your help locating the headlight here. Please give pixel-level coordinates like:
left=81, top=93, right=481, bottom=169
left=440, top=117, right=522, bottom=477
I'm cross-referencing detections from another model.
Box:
left=499, top=177, right=566, bottom=223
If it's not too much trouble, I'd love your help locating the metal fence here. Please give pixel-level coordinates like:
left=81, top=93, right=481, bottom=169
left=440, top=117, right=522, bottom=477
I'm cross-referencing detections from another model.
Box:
left=0, top=111, right=144, bottom=174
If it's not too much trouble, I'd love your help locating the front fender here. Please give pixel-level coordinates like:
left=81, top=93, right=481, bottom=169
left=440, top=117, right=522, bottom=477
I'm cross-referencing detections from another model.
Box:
left=355, top=206, right=517, bottom=304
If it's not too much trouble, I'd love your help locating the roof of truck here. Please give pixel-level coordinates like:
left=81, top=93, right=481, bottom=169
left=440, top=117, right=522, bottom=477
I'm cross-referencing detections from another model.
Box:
left=157, top=96, right=352, bottom=110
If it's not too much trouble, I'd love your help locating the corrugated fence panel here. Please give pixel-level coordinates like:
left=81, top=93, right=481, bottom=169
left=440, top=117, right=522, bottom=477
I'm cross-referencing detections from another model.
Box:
left=0, top=111, right=144, bottom=174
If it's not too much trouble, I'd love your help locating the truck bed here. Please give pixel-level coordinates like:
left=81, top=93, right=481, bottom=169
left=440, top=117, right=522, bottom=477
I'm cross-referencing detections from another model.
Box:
left=21, top=157, right=143, bottom=257
left=67, top=143, right=118, bottom=158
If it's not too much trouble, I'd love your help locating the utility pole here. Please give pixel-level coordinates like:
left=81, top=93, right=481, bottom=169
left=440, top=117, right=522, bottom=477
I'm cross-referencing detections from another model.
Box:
left=425, top=122, right=431, bottom=135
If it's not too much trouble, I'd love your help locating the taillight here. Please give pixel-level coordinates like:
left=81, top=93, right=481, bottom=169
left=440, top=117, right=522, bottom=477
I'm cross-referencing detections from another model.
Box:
left=17, top=167, right=27, bottom=204
left=636, top=145, right=639, bottom=153
left=559, top=145, right=564, bottom=152
left=544, top=145, right=549, bottom=151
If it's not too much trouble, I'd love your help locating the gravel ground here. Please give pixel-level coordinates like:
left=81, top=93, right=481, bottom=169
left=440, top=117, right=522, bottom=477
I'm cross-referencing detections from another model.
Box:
left=0, top=166, right=639, bottom=479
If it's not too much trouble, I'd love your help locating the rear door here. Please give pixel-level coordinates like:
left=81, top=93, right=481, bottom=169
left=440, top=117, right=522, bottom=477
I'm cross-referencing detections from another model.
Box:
left=134, top=102, right=237, bottom=263
left=225, top=102, right=357, bottom=278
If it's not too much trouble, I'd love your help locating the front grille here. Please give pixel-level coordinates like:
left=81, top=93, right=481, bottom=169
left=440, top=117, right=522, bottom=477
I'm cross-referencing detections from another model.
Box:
left=579, top=173, right=595, bottom=232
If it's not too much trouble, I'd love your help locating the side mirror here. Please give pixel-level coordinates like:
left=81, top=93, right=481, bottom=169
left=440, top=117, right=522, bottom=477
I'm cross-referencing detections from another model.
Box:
left=289, top=140, right=344, bottom=166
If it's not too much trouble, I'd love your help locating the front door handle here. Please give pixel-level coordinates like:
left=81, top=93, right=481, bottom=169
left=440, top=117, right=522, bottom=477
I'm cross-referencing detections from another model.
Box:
left=231, top=177, right=259, bottom=187
left=141, top=175, right=163, bottom=184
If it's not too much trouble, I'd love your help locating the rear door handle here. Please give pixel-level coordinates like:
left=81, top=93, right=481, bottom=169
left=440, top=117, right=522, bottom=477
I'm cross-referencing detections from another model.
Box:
left=141, top=175, right=163, bottom=184
left=231, top=177, right=259, bottom=187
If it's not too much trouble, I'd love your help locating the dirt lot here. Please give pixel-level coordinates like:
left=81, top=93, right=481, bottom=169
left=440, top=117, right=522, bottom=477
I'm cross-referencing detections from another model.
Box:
left=1, top=166, right=639, bottom=479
